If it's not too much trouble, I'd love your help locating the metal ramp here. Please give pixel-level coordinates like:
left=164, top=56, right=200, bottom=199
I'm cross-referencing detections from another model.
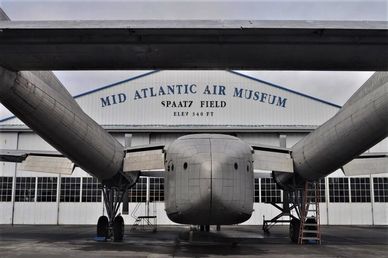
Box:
left=298, top=181, right=321, bottom=244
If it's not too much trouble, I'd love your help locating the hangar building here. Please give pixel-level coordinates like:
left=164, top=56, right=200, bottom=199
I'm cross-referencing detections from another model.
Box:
left=0, top=70, right=387, bottom=226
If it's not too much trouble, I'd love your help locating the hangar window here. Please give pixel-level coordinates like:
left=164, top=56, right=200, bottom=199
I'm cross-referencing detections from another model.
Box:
left=15, top=177, right=36, bottom=202
left=37, top=177, right=58, bottom=202
left=306, top=178, right=326, bottom=203
left=373, top=177, right=388, bottom=202
left=350, top=178, right=371, bottom=203
left=60, top=177, right=81, bottom=202
left=150, top=177, right=165, bottom=202
left=82, top=177, right=102, bottom=202
left=254, top=178, right=260, bottom=202
left=0, top=177, right=13, bottom=202
left=261, top=178, right=281, bottom=203
left=128, top=177, right=147, bottom=202
left=329, top=178, right=349, bottom=203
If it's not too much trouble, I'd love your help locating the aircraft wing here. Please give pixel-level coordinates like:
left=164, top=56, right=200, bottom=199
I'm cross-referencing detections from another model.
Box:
left=123, top=144, right=165, bottom=177
left=251, top=144, right=294, bottom=173
left=0, top=20, right=387, bottom=71
left=342, top=152, right=388, bottom=176
left=0, top=149, right=75, bottom=175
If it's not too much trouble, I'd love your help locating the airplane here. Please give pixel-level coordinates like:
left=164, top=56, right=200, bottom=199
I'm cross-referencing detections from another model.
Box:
left=0, top=8, right=387, bottom=242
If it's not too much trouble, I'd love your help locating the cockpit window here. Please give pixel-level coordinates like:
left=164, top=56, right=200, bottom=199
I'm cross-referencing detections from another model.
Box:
left=183, top=162, right=188, bottom=170
left=234, top=162, right=238, bottom=170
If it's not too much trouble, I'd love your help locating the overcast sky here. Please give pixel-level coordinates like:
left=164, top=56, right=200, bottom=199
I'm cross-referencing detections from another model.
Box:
left=0, top=0, right=386, bottom=119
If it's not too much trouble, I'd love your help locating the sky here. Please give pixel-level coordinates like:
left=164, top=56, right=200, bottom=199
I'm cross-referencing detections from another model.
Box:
left=0, top=0, right=386, bottom=119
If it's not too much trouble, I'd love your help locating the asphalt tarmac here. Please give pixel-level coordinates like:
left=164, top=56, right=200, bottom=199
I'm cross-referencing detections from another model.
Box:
left=0, top=225, right=387, bottom=258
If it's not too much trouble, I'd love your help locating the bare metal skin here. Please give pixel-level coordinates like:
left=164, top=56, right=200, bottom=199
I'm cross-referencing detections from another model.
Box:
left=274, top=72, right=388, bottom=187
left=292, top=72, right=388, bottom=180
left=1, top=66, right=387, bottom=225
left=0, top=7, right=387, bottom=235
left=0, top=67, right=124, bottom=181
left=164, top=134, right=253, bottom=225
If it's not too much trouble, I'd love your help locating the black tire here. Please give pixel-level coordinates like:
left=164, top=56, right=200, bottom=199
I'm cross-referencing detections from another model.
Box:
left=205, top=225, right=210, bottom=232
left=97, top=216, right=109, bottom=239
left=289, top=218, right=300, bottom=243
left=113, top=215, right=124, bottom=242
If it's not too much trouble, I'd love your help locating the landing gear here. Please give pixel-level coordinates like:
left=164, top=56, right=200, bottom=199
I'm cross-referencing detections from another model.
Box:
left=262, top=187, right=303, bottom=243
left=98, top=186, right=127, bottom=241
left=113, top=215, right=124, bottom=242
left=199, top=225, right=210, bottom=232
left=96, top=172, right=139, bottom=242
left=289, top=218, right=300, bottom=243
left=97, top=215, right=109, bottom=239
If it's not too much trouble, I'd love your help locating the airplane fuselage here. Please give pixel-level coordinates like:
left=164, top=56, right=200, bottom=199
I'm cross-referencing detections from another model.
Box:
left=164, top=134, right=254, bottom=225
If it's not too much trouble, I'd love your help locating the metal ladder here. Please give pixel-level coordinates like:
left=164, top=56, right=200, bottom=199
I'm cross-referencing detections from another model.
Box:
left=298, top=181, right=321, bottom=244
left=129, top=202, right=157, bottom=232
left=130, top=203, right=141, bottom=231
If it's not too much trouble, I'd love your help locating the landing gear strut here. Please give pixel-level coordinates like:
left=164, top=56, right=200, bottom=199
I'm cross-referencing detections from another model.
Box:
left=96, top=187, right=127, bottom=241
left=97, top=172, right=139, bottom=242
left=289, top=218, right=300, bottom=243
left=262, top=181, right=321, bottom=244
left=262, top=187, right=303, bottom=243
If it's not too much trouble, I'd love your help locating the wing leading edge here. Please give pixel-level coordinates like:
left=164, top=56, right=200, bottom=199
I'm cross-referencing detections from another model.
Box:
left=0, top=18, right=387, bottom=71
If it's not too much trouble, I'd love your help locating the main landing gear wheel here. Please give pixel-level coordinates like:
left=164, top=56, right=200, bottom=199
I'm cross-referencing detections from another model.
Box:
left=289, top=218, right=300, bottom=243
left=97, top=215, right=109, bottom=239
left=113, top=215, right=124, bottom=242
left=97, top=172, right=139, bottom=242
